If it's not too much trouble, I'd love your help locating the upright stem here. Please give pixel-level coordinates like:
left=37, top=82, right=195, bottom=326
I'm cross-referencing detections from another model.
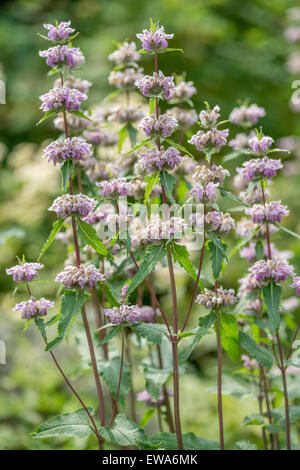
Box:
left=216, top=312, right=224, bottom=450
left=124, top=329, right=137, bottom=422
left=257, top=372, right=268, bottom=450
left=261, top=181, right=291, bottom=450
left=110, top=326, right=125, bottom=426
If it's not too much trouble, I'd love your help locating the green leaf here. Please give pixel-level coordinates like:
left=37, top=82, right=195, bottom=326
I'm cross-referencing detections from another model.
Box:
left=178, top=328, right=211, bottom=363
left=103, top=89, right=121, bottom=102
left=135, top=322, right=168, bottom=344
left=159, top=170, right=176, bottom=204
left=220, top=188, right=248, bottom=207
left=143, top=365, right=171, bottom=400
left=242, top=414, right=265, bottom=426
left=208, top=239, right=227, bottom=279
left=61, top=160, right=74, bottom=192
left=139, top=408, right=155, bottom=427
left=46, top=291, right=87, bottom=351
left=219, top=314, right=239, bottom=361
left=148, top=432, right=219, bottom=450
left=275, top=223, right=300, bottom=240
left=234, top=440, right=257, bottom=450
left=208, top=231, right=228, bottom=261
left=158, top=48, right=184, bottom=53
left=262, top=282, right=281, bottom=333
left=229, top=225, right=261, bottom=258
left=32, top=408, right=94, bottom=439
left=99, top=413, right=147, bottom=446
left=69, top=110, right=93, bottom=122
left=78, top=219, right=108, bottom=256
left=144, top=172, right=159, bottom=204
left=98, top=325, right=121, bottom=346
left=34, top=318, right=47, bottom=341
left=149, top=97, right=156, bottom=114
left=38, top=219, right=65, bottom=261
left=118, top=124, right=129, bottom=152
left=36, top=109, right=58, bottom=126
left=171, top=242, right=198, bottom=281
left=126, top=123, right=137, bottom=145
left=98, top=357, right=131, bottom=407
left=239, top=331, right=273, bottom=369
left=123, top=138, right=151, bottom=157
left=199, top=312, right=217, bottom=329
left=163, top=137, right=195, bottom=159
left=127, top=244, right=167, bottom=294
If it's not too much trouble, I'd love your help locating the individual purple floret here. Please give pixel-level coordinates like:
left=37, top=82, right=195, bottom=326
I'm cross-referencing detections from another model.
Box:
left=245, top=201, right=289, bottom=224
left=136, top=25, right=174, bottom=52
left=229, top=104, right=266, bottom=126
left=48, top=194, right=96, bottom=219
left=43, top=137, right=92, bottom=166
left=97, top=178, right=134, bottom=198
left=190, top=182, right=219, bottom=202
left=248, top=135, right=274, bottom=154
left=291, top=277, right=300, bottom=295
left=6, top=262, right=44, bottom=282
left=137, top=388, right=172, bottom=407
left=43, top=21, right=75, bottom=42
left=249, top=258, right=295, bottom=284
left=139, top=113, right=178, bottom=138
left=39, top=46, right=84, bottom=68
left=13, top=296, right=54, bottom=319
left=39, top=87, right=87, bottom=112
left=237, top=157, right=283, bottom=181
left=188, top=128, right=229, bottom=153
left=104, top=304, right=139, bottom=325
left=135, top=71, right=175, bottom=100
left=55, top=264, right=105, bottom=289
left=139, top=146, right=182, bottom=173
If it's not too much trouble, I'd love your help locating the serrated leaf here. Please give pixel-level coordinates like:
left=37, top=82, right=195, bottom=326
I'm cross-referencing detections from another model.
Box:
left=242, top=414, right=265, bottom=426
left=98, top=357, right=130, bottom=407
left=127, top=244, right=167, bottom=294
left=99, top=413, right=147, bottom=446
left=46, top=291, right=87, bottom=351
left=220, top=188, right=248, bottom=207
left=219, top=314, right=239, bottom=361
left=239, top=331, right=273, bottom=369
left=36, top=109, right=58, bottom=126
left=148, top=432, right=219, bottom=450
left=135, top=323, right=168, bottom=344
left=78, top=219, right=108, bottom=256
left=38, top=219, right=65, bottom=261
left=171, top=242, right=198, bottom=281
left=234, top=440, right=257, bottom=450
left=262, top=282, right=281, bottom=333
left=143, top=365, right=171, bottom=401
left=163, top=138, right=195, bottom=159
left=144, top=172, right=159, bottom=204
left=159, top=170, right=176, bottom=204
left=98, top=325, right=121, bottom=346
left=208, top=239, right=227, bottom=279
left=33, top=408, right=94, bottom=439
left=208, top=231, right=228, bottom=261
left=61, top=160, right=74, bottom=192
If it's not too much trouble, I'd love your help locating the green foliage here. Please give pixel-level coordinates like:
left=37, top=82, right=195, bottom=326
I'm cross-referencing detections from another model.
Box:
left=234, top=440, right=257, bottom=450
left=143, top=364, right=171, bottom=400
left=99, top=413, right=147, bottom=447
left=78, top=219, right=108, bottom=256
left=61, top=160, right=74, bottom=192
left=159, top=170, right=176, bottom=204
left=135, top=322, right=168, bottom=344
left=144, top=172, right=159, bottom=204
left=239, top=331, right=273, bottom=369
left=148, top=432, right=219, bottom=450
left=32, top=408, right=95, bottom=439
left=219, top=313, right=239, bottom=361
left=38, top=219, right=65, bottom=261
left=262, top=282, right=281, bottom=333
left=208, top=239, right=227, bottom=279
left=98, top=356, right=131, bottom=407
left=127, top=244, right=167, bottom=294
left=171, top=242, right=198, bottom=281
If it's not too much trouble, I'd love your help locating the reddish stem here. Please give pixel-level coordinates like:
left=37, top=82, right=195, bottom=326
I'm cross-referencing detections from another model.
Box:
left=109, top=327, right=125, bottom=426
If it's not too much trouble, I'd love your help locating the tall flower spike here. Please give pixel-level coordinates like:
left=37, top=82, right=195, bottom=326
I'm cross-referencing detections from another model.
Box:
left=39, top=87, right=87, bottom=112
left=55, top=265, right=105, bottom=289
left=6, top=262, right=44, bottom=282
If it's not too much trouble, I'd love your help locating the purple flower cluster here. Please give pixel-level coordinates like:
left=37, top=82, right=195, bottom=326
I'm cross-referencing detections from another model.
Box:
left=39, top=87, right=87, bottom=112
left=14, top=296, right=54, bottom=319
left=248, top=135, right=274, bottom=154
left=205, top=211, right=235, bottom=235
left=56, top=264, right=105, bottom=289
left=188, top=128, right=229, bottom=153
left=237, top=157, right=282, bottom=182
left=139, top=146, right=182, bottom=173
left=229, top=104, right=266, bottom=126
left=136, top=306, right=156, bottom=323
left=137, top=26, right=173, bottom=52
left=139, top=113, right=178, bottom=138
left=142, top=217, right=187, bottom=242
left=166, top=107, right=197, bottom=129
left=48, top=194, right=96, bottom=219
left=6, top=262, right=44, bottom=282
left=249, top=258, right=295, bottom=284
left=43, top=21, right=75, bottom=42
left=245, top=201, right=289, bottom=224
left=104, top=304, right=139, bottom=325
left=192, top=164, right=230, bottom=184
left=109, top=67, right=143, bottom=90
left=291, top=277, right=300, bottom=295
left=199, top=105, right=220, bottom=128
left=190, top=182, right=219, bottom=202
left=43, top=137, right=92, bottom=166
left=54, top=76, right=92, bottom=94
left=83, top=129, right=118, bottom=146
left=39, top=46, right=84, bottom=68
left=97, top=178, right=134, bottom=198
left=168, top=81, right=197, bottom=103
left=135, top=71, right=175, bottom=100
left=108, top=41, right=141, bottom=65
left=196, top=287, right=237, bottom=310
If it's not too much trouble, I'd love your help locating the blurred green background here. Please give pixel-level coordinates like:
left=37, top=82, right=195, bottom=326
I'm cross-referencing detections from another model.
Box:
left=1, top=0, right=300, bottom=450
